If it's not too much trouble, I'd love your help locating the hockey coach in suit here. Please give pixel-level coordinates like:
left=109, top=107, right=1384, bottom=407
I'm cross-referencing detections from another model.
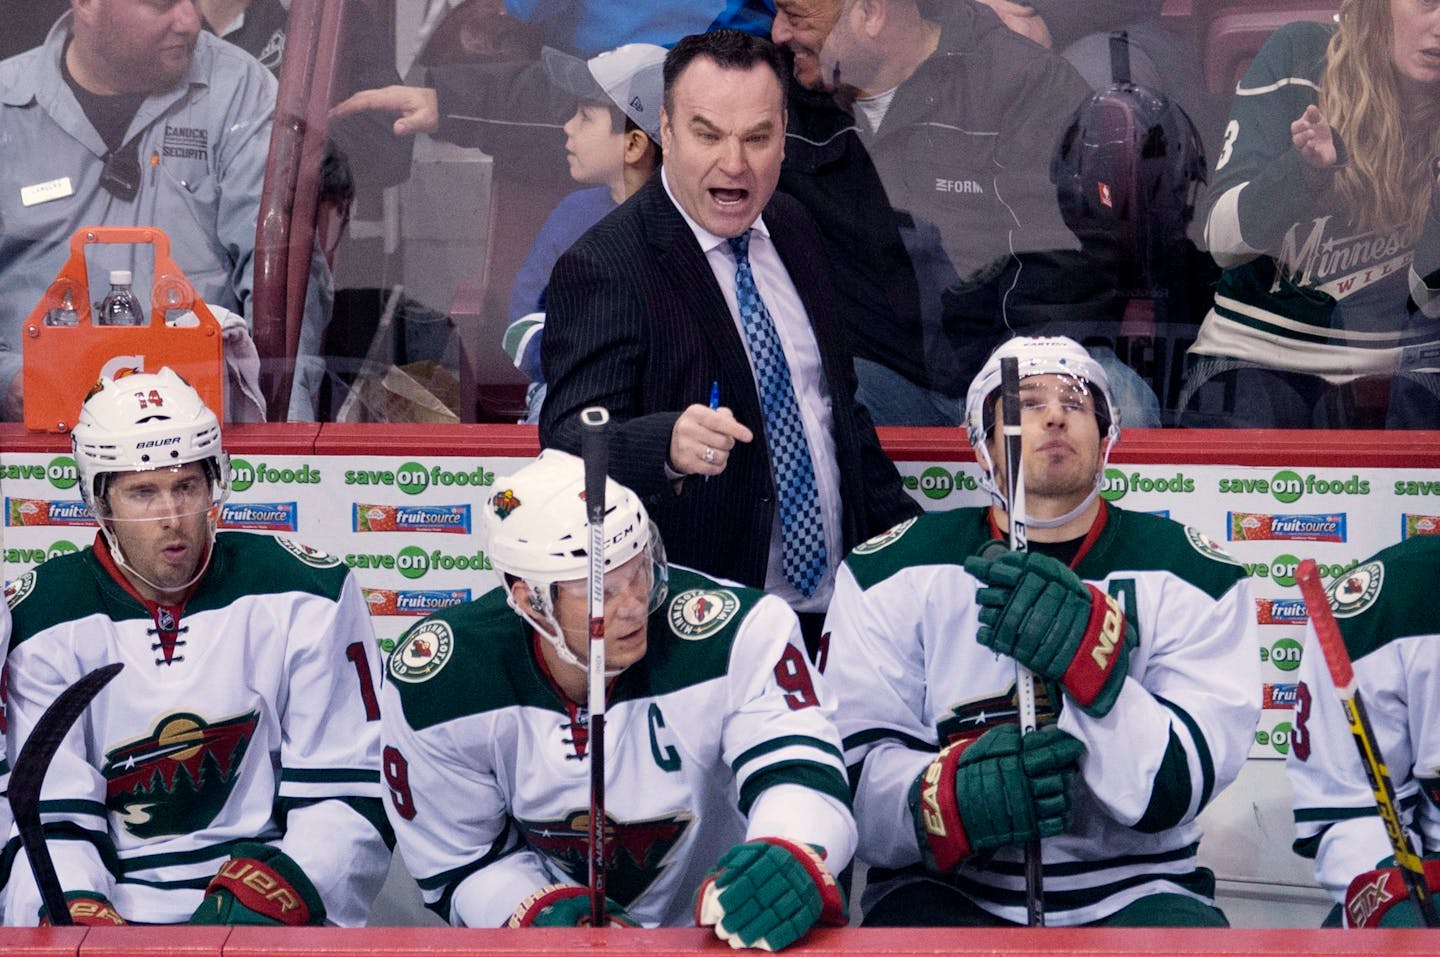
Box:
left=539, top=29, right=917, bottom=649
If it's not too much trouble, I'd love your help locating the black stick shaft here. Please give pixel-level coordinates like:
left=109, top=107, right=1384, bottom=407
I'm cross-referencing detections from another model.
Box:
left=8, top=662, right=124, bottom=926
left=580, top=406, right=610, bottom=926
left=1000, top=357, right=1044, bottom=927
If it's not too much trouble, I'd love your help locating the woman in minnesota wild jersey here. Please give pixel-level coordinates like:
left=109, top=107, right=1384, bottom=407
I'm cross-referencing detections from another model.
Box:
left=824, top=337, right=1261, bottom=927
left=1180, top=0, right=1440, bottom=428
left=379, top=450, right=854, bottom=948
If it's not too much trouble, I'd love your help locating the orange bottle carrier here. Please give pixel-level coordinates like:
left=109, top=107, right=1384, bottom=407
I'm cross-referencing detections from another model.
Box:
left=22, top=226, right=224, bottom=432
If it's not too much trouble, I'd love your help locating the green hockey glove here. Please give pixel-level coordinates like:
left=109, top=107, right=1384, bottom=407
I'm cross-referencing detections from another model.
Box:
left=1344, top=857, right=1440, bottom=927
left=39, top=892, right=127, bottom=926
left=910, top=723, right=1083, bottom=873
left=505, top=883, right=638, bottom=927
left=189, top=842, right=326, bottom=926
left=965, top=547, right=1136, bottom=717
left=695, top=838, right=847, bottom=951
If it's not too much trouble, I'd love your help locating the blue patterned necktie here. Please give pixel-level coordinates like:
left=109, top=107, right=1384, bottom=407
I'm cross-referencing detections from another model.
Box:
left=728, top=231, right=827, bottom=597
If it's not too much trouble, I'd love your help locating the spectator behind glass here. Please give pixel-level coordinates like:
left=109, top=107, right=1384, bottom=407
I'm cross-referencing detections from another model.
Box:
left=500, top=0, right=774, bottom=56
left=194, top=0, right=414, bottom=265
left=503, top=43, right=665, bottom=424
left=1181, top=0, right=1440, bottom=429
left=975, top=0, right=1205, bottom=124
left=0, top=0, right=331, bottom=420
left=772, top=0, right=1163, bottom=428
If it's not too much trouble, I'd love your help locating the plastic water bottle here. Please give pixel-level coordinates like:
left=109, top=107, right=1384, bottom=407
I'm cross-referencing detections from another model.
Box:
left=44, top=289, right=79, bottom=326
left=97, top=270, right=144, bottom=326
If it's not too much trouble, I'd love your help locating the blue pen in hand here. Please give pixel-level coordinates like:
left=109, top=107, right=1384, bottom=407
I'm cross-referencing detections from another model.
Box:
left=704, top=381, right=721, bottom=482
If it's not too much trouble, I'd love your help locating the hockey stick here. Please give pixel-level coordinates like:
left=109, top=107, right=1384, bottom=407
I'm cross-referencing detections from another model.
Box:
left=999, top=357, right=1044, bottom=926
left=8, top=661, right=124, bottom=926
left=580, top=406, right=610, bottom=926
left=1295, top=559, right=1439, bottom=927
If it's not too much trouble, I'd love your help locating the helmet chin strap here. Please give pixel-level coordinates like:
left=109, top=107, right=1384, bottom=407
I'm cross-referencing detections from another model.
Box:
left=976, top=442, right=1110, bottom=531
left=99, top=505, right=219, bottom=600
left=508, top=586, right=628, bottom=680
left=1025, top=480, right=1103, bottom=529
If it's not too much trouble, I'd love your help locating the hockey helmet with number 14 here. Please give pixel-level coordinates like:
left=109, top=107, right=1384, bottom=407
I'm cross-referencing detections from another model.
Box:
left=72, top=366, right=231, bottom=516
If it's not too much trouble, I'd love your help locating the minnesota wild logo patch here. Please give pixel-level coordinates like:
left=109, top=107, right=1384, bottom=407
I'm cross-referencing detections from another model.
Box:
left=853, top=517, right=917, bottom=555
left=389, top=620, right=454, bottom=683
left=668, top=589, right=740, bottom=640
left=1329, top=561, right=1383, bottom=618
left=1184, top=526, right=1241, bottom=566
left=276, top=538, right=342, bottom=568
left=5, top=570, right=35, bottom=608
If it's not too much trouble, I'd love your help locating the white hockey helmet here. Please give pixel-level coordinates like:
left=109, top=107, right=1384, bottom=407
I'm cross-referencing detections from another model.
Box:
left=963, top=337, right=1120, bottom=526
left=484, top=449, right=667, bottom=673
left=72, top=366, right=231, bottom=516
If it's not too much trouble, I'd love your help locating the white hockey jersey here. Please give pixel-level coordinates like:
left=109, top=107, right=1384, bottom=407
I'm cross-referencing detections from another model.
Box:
left=1, top=532, right=390, bottom=926
left=380, top=566, right=857, bottom=928
left=0, top=598, right=11, bottom=924
left=823, top=505, right=1261, bottom=925
left=1286, top=536, right=1440, bottom=911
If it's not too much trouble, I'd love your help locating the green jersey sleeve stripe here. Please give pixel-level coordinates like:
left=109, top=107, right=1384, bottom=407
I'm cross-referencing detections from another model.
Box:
left=119, top=838, right=254, bottom=873
left=119, top=874, right=215, bottom=891
left=1294, top=805, right=1377, bottom=823
left=276, top=795, right=396, bottom=850
left=841, top=726, right=934, bottom=754
left=737, top=760, right=852, bottom=816
left=948, top=863, right=1214, bottom=912
left=37, top=798, right=108, bottom=818
left=280, top=767, right=381, bottom=784
left=415, top=817, right=519, bottom=891
left=1134, top=728, right=1194, bottom=834
left=936, top=840, right=1201, bottom=880
left=1155, top=694, right=1215, bottom=811
left=37, top=822, right=122, bottom=878
left=730, top=734, right=844, bottom=777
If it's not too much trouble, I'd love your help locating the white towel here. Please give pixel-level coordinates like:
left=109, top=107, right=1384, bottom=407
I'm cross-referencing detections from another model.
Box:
left=169, top=305, right=268, bottom=422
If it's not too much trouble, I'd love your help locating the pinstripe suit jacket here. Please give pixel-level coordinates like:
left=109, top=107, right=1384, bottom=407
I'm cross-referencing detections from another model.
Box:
left=538, top=175, right=919, bottom=590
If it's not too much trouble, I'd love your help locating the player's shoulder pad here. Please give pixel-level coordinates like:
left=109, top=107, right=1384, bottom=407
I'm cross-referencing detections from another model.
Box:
left=1089, top=509, right=1246, bottom=601
left=5, top=548, right=109, bottom=647
left=205, top=532, right=350, bottom=601
left=386, top=588, right=542, bottom=732
left=1326, top=536, right=1440, bottom=662
left=844, top=509, right=988, bottom=592
left=635, top=566, right=766, bottom=698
